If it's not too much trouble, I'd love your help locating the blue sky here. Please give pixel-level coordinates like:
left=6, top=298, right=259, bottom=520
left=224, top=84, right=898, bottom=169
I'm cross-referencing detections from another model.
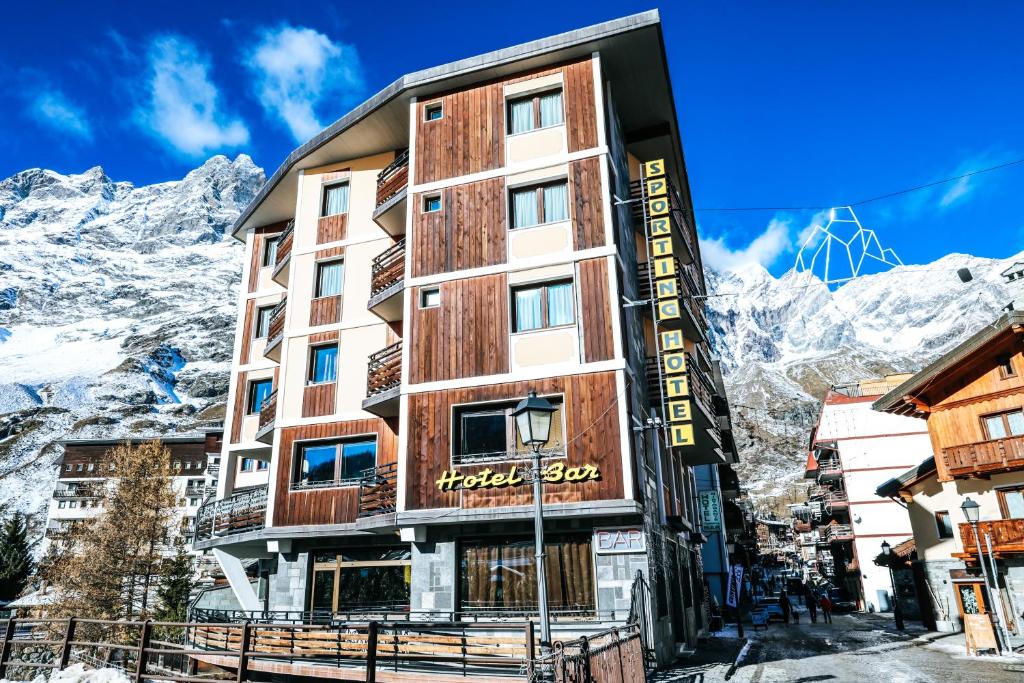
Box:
left=2, top=2, right=1022, bottom=275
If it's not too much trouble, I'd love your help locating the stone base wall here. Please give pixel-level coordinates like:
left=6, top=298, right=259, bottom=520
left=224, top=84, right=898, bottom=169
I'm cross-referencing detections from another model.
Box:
left=918, top=558, right=965, bottom=631
left=411, top=539, right=456, bottom=617
left=268, top=552, right=309, bottom=613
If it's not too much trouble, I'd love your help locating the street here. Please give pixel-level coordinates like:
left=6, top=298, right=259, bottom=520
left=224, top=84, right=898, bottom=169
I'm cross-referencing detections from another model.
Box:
left=656, top=613, right=1024, bottom=683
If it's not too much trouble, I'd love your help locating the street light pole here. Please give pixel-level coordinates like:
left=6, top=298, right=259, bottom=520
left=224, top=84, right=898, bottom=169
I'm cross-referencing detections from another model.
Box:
left=880, top=541, right=904, bottom=630
left=961, top=497, right=1008, bottom=655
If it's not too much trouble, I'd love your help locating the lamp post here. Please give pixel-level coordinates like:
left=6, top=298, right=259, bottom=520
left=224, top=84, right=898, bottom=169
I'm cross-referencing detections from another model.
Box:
left=513, top=391, right=557, bottom=662
left=880, top=541, right=904, bottom=630
left=961, top=497, right=1009, bottom=654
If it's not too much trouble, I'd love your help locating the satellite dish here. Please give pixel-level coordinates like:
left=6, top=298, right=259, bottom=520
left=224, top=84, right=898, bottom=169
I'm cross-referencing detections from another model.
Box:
left=957, top=268, right=973, bottom=283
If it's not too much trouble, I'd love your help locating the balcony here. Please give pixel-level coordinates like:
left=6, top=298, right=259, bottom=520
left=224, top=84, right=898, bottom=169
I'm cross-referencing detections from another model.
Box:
left=372, top=150, right=409, bottom=237
left=822, top=523, right=854, bottom=543
left=367, top=239, right=405, bottom=322
left=54, top=485, right=102, bottom=500
left=271, top=220, right=294, bottom=286
left=357, top=463, right=398, bottom=518
left=263, top=297, right=287, bottom=362
left=362, top=341, right=401, bottom=417
left=629, top=177, right=698, bottom=266
left=816, top=455, right=843, bottom=480
left=637, top=258, right=708, bottom=343
left=254, top=389, right=277, bottom=444
left=194, top=486, right=268, bottom=543
left=643, top=354, right=724, bottom=464
left=958, top=519, right=1024, bottom=558
left=942, top=434, right=1024, bottom=478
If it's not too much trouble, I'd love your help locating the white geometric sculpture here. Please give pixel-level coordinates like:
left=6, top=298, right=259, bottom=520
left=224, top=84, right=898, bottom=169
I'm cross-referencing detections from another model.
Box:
left=794, top=206, right=903, bottom=284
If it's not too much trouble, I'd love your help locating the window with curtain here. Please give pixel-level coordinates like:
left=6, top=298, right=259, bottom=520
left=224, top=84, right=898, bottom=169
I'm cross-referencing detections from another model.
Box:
left=982, top=409, right=1024, bottom=440
left=506, top=89, right=564, bottom=134
left=510, top=181, right=568, bottom=228
left=322, top=182, right=350, bottom=217
left=262, top=236, right=279, bottom=267
left=459, top=536, right=594, bottom=612
left=295, top=438, right=378, bottom=487
left=309, top=345, right=338, bottom=384
left=513, top=280, right=575, bottom=332
left=255, top=305, right=274, bottom=338
left=246, top=379, right=273, bottom=414
left=316, top=260, right=345, bottom=298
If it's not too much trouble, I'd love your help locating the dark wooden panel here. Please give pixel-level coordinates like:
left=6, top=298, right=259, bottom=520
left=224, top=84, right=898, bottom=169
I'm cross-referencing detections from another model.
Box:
left=579, top=257, right=615, bottom=363
left=248, top=223, right=288, bottom=292
left=317, top=214, right=348, bottom=244
left=411, top=178, right=507, bottom=278
left=302, top=383, right=336, bottom=418
left=569, top=156, right=605, bottom=250
left=309, top=295, right=341, bottom=327
left=239, top=300, right=256, bottom=365
left=415, top=84, right=504, bottom=184
left=563, top=59, right=598, bottom=153
left=315, top=246, right=345, bottom=260
left=273, top=419, right=399, bottom=527
left=60, top=440, right=207, bottom=479
left=405, top=372, right=624, bottom=510
left=230, top=373, right=246, bottom=444
left=409, top=274, right=509, bottom=383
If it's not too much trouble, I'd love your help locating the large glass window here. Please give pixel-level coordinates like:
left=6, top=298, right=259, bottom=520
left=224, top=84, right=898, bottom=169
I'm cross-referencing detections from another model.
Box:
left=247, top=379, right=273, bottom=414
left=460, top=536, right=593, bottom=613
left=309, top=345, right=338, bottom=384
left=295, top=439, right=377, bottom=487
left=453, top=400, right=564, bottom=463
left=507, top=89, right=564, bottom=134
left=982, top=409, right=1024, bottom=440
left=255, top=305, right=275, bottom=339
left=510, top=181, right=569, bottom=228
left=310, top=547, right=411, bottom=613
left=513, top=280, right=575, bottom=332
left=315, top=261, right=345, bottom=298
left=322, top=182, right=350, bottom=217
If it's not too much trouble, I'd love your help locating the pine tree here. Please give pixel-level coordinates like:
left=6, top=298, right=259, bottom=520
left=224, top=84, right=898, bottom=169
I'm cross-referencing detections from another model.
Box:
left=0, top=512, right=33, bottom=602
left=154, top=537, right=195, bottom=622
left=48, top=440, right=179, bottom=620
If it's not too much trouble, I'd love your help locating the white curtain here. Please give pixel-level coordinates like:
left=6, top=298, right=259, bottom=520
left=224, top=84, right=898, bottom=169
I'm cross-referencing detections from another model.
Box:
left=546, top=282, right=574, bottom=326
left=539, top=91, right=563, bottom=128
left=510, top=99, right=533, bottom=134
left=318, top=261, right=345, bottom=297
left=543, top=183, right=568, bottom=223
left=324, top=183, right=350, bottom=216
left=515, top=289, right=543, bottom=331
left=512, top=188, right=539, bottom=228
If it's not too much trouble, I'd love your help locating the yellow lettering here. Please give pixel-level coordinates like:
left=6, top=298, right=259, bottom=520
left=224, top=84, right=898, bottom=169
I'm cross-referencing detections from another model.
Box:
left=642, top=159, right=665, bottom=178
left=648, top=197, right=669, bottom=217
left=657, top=300, right=680, bottom=321
left=651, top=237, right=673, bottom=257
left=656, top=279, right=678, bottom=299
left=490, top=472, right=506, bottom=487
left=436, top=470, right=464, bottom=491
left=649, top=218, right=670, bottom=237
left=647, top=178, right=667, bottom=197
left=660, top=330, right=684, bottom=351
left=670, top=423, right=695, bottom=447
left=663, top=352, right=687, bottom=375
left=667, top=400, right=691, bottom=423
left=665, top=376, right=690, bottom=398
left=543, top=461, right=566, bottom=483
left=654, top=256, right=676, bottom=278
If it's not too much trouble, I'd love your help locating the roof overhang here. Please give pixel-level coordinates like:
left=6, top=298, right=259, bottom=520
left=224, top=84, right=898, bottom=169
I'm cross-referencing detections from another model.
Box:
left=59, top=435, right=208, bottom=447
left=874, top=456, right=936, bottom=498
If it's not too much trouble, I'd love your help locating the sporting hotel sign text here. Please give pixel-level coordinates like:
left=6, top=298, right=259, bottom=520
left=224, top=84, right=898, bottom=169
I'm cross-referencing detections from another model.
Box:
left=643, top=159, right=695, bottom=448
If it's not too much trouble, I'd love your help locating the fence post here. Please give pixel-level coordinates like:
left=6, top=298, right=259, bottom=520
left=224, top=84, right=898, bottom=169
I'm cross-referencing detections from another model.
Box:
left=135, top=620, right=152, bottom=683
left=525, top=621, right=535, bottom=682
left=0, top=617, right=16, bottom=679
left=236, top=621, right=252, bottom=683
left=59, top=617, right=77, bottom=670
left=366, top=621, right=379, bottom=683
left=580, top=635, right=591, bottom=683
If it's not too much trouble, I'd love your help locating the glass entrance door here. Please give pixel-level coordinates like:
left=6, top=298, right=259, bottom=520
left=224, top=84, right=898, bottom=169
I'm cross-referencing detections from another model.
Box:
left=309, top=547, right=411, bottom=614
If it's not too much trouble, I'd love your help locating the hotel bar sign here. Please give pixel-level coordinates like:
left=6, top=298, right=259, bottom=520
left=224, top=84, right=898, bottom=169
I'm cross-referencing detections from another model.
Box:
left=642, top=159, right=695, bottom=448
left=436, top=462, right=601, bottom=491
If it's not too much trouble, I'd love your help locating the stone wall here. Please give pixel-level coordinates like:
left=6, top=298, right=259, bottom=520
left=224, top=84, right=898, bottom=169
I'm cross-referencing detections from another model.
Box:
left=411, top=539, right=456, bottom=617
left=268, top=552, right=310, bottom=613
left=919, top=558, right=965, bottom=632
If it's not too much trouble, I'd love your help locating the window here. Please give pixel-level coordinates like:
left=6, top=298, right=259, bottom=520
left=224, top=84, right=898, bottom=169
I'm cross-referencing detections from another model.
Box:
left=507, top=89, right=564, bottom=134
left=935, top=511, right=954, bottom=539
left=315, top=260, right=344, bottom=298
left=424, top=102, right=443, bottom=121
left=998, top=485, right=1024, bottom=519
left=982, top=409, right=1024, bottom=439
left=255, top=305, right=275, bottom=339
left=87, top=463, right=94, bottom=472
left=58, top=501, right=66, bottom=509
left=239, top=458, right=267, bottom=472
left=309, top=345, right=338, bottom=384
left=311, top=547, right=411, bottom=612
left=420, top=287, right=441, bottom=308
left=69, top=501, right=78, bottom=509
left=77, top=463, right=83, bottom=472
left=188, top=497, right=200, bottom=507
left=322, top=182, right=350, bottom=217
left=512, top=280, right=575, bottom=332
left=262, top=236, right=279, bottom=267
left=453, top=398, right=564, bottom=463
left=510, top=181, right=568, bottom=228
left=185, top=461, right=192, bottom=470
left=294, top=439, right=377, bottom=487
left=422, top=194, right=442, bottom=213
left=174, top=461, right=181, bottom=470
left=247, top=379, right=274, bottom=414
left=460, top=535, right=593, bottom=612
left=65, top=464, right=71, bottom=472
left=998, top=354, right=1017, bottom=378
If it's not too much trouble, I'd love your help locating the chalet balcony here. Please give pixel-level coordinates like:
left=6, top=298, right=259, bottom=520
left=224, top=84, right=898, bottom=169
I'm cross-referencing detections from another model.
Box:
left=367, top=239, right=405, bottom=322
left=637, top=258, right=708, bottom=343
left=958, top=518, right=1024, bottom=558
left=193, top=486, right=268, bottom=543
left=942, top=434, right=1024, bottom=478
left=263, top=297, right=287, bottom=362
left=372, top=149, right=409, bottom=237
left=362, top=341, right=401, bottom=417
left=629, top=176, right=698, bottom=266
left=643, top=354, right=724, bottom=465
left=53, top=484, right=103, bottom=500
left=357, top=463, right=398, bottom=518
left=271, top=220, right=294, bottom=286
left=184, top=482, right=207, bottom=497
left=254, top=389, right=277, bottom=445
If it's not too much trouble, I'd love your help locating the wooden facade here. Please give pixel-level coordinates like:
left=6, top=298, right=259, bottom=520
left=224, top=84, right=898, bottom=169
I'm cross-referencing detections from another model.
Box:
left=60, top=439, right=209, bottom=479
left=317, top=214, right=348, bottom=244
left=568, top=157, right=605, bottom=250
left=248, top=223, right=288, bottom=293
left=578, top=257, right=615, bottom=363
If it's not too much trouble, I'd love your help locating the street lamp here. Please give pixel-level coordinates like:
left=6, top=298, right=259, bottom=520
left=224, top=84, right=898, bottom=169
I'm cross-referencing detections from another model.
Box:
left=513, top=391, right=557, bottom=659
left=961, top=497, right=1009, bottom=654
left=880, top=541, right=904, bottom=630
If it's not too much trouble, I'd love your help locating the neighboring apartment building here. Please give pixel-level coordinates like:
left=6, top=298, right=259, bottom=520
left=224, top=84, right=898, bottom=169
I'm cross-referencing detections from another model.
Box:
left=193, top=12, right=737, bottom=664
left=875, top=311, right=1024, bottom=642
left=799, top=375, right=932, bottom=612
left=44, top=431, right=223, bottom=547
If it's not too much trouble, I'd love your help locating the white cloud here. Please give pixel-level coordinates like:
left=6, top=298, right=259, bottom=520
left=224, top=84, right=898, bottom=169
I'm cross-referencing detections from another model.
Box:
left=245, top=25, right=364, bottom=143
left=136, top=35, right=249, bottom=157
left=939, top=175, right=971, bottom=208
left=28, top=90, right=93, bottom=142
left=700, top=217, right=793, bottom=272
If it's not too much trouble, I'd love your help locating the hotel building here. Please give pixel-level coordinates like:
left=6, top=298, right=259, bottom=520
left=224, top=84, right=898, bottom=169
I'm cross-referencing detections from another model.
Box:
left=194, top=12, right=737, bottom=663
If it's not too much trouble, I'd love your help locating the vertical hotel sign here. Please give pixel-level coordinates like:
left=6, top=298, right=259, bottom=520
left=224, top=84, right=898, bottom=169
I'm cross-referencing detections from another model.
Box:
left=642, top=159, right=694, bottom=448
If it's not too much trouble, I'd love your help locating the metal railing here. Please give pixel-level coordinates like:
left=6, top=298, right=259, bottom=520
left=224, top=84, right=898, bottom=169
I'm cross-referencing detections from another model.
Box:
left=370, top=239, right=406, bottom=296
left=193, top=486, right=268, bottom=542
left=53, top=486, right=103, bottom=500
left=265, top=297, right=286, bottom=352
left=636, top=258, right=707, bottom=331
left=272, top=220, right=294, bottom=275
left=628, top=177, right=700, bottom=272
left=375, top=149, right=410, bottom=208
left=366, top=341, right=402, bottom=397
left=258, top=390, right=277, bottom=432
left=357, top=463, right=398, bottom=518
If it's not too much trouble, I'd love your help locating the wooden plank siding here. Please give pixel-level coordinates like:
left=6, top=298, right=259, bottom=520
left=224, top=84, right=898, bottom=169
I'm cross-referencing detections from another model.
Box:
left=302, top=382, right=337, bottom=418
left=230, top=373, right=247, bottom=444
left=414, top=58, right=598, bottom=185
left=411, top=179, right=507, bottom=277
left=248, top=223, right=288, bottom=293
left=309, top=296, right=342, bottom=327
left=404, top=371, right=624, bottom=510
left=578, top=257, right=615, bottom=363
left=317, top=214, right=348, bottom=244
left=569, top=156, right=605, bottom=250
left=408, top=275, right=510, bottom=384
left=273, top=419, right=398, bottom=526
left=239, top=299, right=256, bottom=365
left=60, top=441, right=207, bottom=479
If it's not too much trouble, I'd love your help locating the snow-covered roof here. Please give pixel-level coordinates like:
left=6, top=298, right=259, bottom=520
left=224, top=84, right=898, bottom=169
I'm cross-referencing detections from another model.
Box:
left=7, top=586, right=57, bottom=609
left=1000, top=261, right=1024, bottom=277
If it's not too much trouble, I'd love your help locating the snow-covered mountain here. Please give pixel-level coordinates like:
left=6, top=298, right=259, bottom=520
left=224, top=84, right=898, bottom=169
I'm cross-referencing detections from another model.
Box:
left=707, top=252, right=1018, bottom=500
left=0, top=156, right=263, bottom=523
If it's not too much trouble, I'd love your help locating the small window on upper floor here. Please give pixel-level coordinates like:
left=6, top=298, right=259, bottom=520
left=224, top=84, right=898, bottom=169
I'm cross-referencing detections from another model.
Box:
left=263, top=236, right=280, bottom=267
left=424, top=102, right=443, bottom=121
left=247, top=378, right=274, bottom=415
left=512, top=280, right=575, bottom=333
left=982, top=409, right=1024, bottom=440
left=240, top=458, right=254, bottom=472
left=309, top=344, right=338, bottom=384
left=998, top=354, right=1017, bottom=378
left=420, top=287, right=441, bottom=308
left=77, top=463, right=83, bottom=472
left=174, top=461, right=181, bottom=470
left=935, top=511, right=954, bottom=539
left=185, top=461, right=192, bottom=470
left=507, top=89, right=564, bottom=134
left=422, top=194, right=442, bottom=213
left=65, top=464, right=72, bottom=472
left=315, top=260, right=345, bottom=298
left=87, top=463, right=94, bottom=472
left=322, top=182, right=350, bottom=217
left=510, top=181, right=568, bottom=229
left=255, top=305, right=275, bottom=339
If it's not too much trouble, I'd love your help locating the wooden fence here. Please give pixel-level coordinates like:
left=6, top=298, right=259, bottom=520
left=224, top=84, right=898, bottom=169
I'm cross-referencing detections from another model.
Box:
left=548, top=625, right=645, bottom=683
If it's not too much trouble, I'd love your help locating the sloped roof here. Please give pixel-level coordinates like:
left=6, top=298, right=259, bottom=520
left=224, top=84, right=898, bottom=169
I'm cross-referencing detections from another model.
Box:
left=875, top=456, right=936, bottom=497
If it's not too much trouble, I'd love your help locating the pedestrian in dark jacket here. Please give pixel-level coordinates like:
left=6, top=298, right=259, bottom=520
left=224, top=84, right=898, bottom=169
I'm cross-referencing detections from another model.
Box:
left=819, top=594, right=833, bottom=624
left=805, top=593, right=818, bottom=623
left=779, top=590, right=791, bottom=624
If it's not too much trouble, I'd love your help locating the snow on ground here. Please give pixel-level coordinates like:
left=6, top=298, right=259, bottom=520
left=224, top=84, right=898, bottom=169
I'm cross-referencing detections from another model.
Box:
left=2, top=663, right=130, bottom=683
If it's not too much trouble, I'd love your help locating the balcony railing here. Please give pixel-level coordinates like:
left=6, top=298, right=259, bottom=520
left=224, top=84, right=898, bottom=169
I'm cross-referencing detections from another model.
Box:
left=54, top=485, right=103, bottom=500
left=258, top=389, right=277, bottom=432
left=644, top=354, right=717, bottom=422
left=194, top=486, right=268, bottom=542
left=959, top=518, right=1024, bottom=556
left=375, top=149, right=409, bottom=208
left=637, top=258, right=708, bottom=333
left=371, top=239, right=406, bottom=296
left=264, top=297, right=286, bottom=358
left=271, top=220, right=294, bottom=280
left=816, top=455, right=843, bottom=479
left=942, top=434, right=1024, bottom=478
left=629, top=177, right=699, bottom=268
left=357, top=463, right=398, bottom=518
left=367, top=341, right=402, bottom=397
left=823, top=524, right=854, bottom=543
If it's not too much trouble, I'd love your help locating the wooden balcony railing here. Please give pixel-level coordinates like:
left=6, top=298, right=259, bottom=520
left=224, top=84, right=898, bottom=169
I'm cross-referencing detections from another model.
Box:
left=54, top=485, right=103, bottom=500
left=367, top=341, right=402, bottom=397
left=942, top=434, right=1024, bottom=478
left=375, top=149, right=410, bottom=208
left=266, top=297, right=286, bottom=348
left=258, top=389, right=277, bottom=431
left=959, top=519, right=1024, bottom=556
left=357, top=462, right=398, bottom=518
left=194, top=486, right=268, bottom=542
left=272, top=220, right=294, bottom=274
left=370, top=239, right=405, bottom=296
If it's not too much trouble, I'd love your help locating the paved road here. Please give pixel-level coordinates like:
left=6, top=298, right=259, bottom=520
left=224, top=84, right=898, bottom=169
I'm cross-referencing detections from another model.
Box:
left=656, top=612, right=1024, bottom=683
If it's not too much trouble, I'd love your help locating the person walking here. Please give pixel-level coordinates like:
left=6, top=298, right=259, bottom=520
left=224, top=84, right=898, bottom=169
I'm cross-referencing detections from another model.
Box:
left=819, top=593, right=833, bottom=624
left=780, top=589, right=792, bottom=624
left=805, top=591, right=818, bottom=623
